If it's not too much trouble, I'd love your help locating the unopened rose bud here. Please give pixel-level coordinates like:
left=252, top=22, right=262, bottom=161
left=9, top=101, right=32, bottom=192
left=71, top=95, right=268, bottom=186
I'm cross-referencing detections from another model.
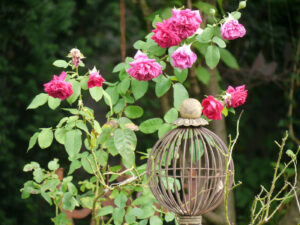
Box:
left=239, top=1, right=246, bottom=9
left=209, top=8, right=216, bottom=16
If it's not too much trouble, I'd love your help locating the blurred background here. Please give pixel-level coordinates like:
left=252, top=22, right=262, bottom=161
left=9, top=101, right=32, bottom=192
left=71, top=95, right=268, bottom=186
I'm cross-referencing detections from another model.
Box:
left=0, top=0, right=299, bottom=224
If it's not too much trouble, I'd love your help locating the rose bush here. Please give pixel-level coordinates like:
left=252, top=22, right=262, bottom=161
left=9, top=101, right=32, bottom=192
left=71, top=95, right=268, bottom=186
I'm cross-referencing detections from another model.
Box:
left=22, top=4, right=248, bottom=225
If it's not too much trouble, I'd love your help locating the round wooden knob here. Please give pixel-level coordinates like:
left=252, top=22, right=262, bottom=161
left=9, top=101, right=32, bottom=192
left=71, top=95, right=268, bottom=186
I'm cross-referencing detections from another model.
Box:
left=179, top=98, right=202, bottom=119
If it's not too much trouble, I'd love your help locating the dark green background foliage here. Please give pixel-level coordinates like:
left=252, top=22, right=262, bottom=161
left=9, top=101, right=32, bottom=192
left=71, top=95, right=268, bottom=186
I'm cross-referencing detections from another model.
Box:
left=0, top=0, right=299, bottom=224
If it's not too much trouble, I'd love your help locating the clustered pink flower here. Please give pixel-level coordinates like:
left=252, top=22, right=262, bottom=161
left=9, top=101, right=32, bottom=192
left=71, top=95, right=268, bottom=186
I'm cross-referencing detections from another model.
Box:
left=171, top=44, right=197, bottom=69
left=69, top=48, right=84, bottom=67
left=225, top=85, right=247, bottom=108
left=87, top=67, right=105, bottom=88
left=168, top=9, right=202, bottom=39
left=221, top=19, right=246, bottom=40
left=152, top=8, right=202, bottom=48
left=126, top=50, right=162, bottom=81
left=152, top=21, right=181, bottom=48
left=44, top=71, right=73, bottom=100
left=202, top=96, right=224, bottom=120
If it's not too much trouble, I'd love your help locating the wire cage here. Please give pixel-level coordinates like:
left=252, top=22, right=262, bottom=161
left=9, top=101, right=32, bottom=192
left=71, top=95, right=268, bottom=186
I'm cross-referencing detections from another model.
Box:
left=146, top=122, right=234, bottom=224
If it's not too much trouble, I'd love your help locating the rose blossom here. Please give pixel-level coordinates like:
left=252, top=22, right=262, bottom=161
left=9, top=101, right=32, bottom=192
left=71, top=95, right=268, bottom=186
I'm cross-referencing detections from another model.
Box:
left=126, top=50, right=162, bottom=81
left=202, top=96, right=224, bottom=120
left=68, top=48, right=85, bottom=67
left=167, top=9, right=202, bottom=39
left=152, top=21, right=181, bottom=48
left=171, top=44, right=197, bottom=69
left=221, top=19, right=246, bottom=40
left=225, top=85, right=247, bottom=108
left=44, top=71, right=73, bottom=100
left=87, top=67, right=105, bottom=88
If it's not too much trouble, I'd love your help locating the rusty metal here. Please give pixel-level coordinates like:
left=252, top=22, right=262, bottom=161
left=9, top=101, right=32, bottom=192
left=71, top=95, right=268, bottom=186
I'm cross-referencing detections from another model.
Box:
left=147, top=126, right=234, bottom=225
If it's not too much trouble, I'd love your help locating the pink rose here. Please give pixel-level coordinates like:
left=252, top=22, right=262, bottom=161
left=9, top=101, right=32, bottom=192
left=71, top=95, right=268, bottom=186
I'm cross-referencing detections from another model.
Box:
left=221, top=19, right=246, bottom=40
left=87, top=67, right=105, bottom=88
left=152, top=21, right=181, bottom=48
left=44, top=71, right=73, bottom=100
left=171, top=44, right=197, bottom=69
left=68, top=48, right=84, bottom=67
left=202, top=96, right=224, bottom=120
left=168, top=9, right=202, bottom=39
left=225, top=85, right=247, bottom=108
left=126, top=50, right=162, bottom=81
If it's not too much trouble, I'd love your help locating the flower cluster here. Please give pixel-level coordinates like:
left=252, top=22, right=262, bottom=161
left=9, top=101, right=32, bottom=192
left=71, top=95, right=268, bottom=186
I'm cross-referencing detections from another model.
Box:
left=152, top=9, right=202, bottom=48
left=127, top=50, right=162, bottom=81
left=201, top=85, right=248, bottom=120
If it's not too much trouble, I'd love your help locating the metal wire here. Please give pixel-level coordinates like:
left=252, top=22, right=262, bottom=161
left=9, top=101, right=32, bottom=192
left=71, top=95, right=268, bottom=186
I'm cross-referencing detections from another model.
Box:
left=147, top=127, right=234, bottom=217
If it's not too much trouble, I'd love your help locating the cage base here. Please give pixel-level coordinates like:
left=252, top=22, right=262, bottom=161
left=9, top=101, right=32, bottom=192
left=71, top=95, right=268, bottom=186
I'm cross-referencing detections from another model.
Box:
left=177, top=215, right=202, bottom=225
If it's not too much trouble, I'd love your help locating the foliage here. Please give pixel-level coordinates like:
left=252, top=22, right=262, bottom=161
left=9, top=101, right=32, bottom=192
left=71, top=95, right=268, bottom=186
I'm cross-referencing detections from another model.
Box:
left=20, top=3, right=248, bottom=224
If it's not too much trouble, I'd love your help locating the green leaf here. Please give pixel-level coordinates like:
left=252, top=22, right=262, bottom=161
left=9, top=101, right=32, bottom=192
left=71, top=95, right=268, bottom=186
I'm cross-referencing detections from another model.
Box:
left=152, top=14, right=162, bottom=28
left=125, top=106, right=144, bottom=119
left=195, top=67, right=210, bottom=85
left=164, top=108, right=178, bottom=123
left=54, top=128, right=68, bottom=145
left=146, top=38, right=166, bottom=56
left=62, top=192, right=77, bottom=211
left=158, top=123, right=173, bottom=138
left=118, top=77, right=130, bottom=95
left=114, top=128, right=137, bottom=154
left=28, top=132, right=39, bottom=151
left=104, top=86, right=119, bottom=105
left=80, top=77, right=89, bottom=90
left=228, top=107, right=236, bottom=114
left=139, top=118, right=163, bottom=134
left=53, top=60, right=69, bottom=68
left=165, top=212, right=175, bottom=222
left=155, top=75, right=171, bottom=97
left=48, top=158, right=59, bottom=171
left=114, top=99, right=125, bottom=114
left=113, top=62, right=126, bottom=73
left=52, top=213, right=71, bottom=225
left=103, top=90, right=113, bottom=115
left=113, top=208, right=125, bottom=225
left=97, top=206, right=114, bottom=217
left=38, top=128, right=53, bottom=149
left=174, top=68, right=188, bottom=83
left=205, top=45, right=220, bottom=69
left=131, top=79, right=148, bottom=100
left=114, top=193, right=128, bottom=208
left=68, top=160, right=81, bottom=175
left=67, top=80, right=81, bottom=104
left=64, top=129, right=82, bottom=159
left=89, top=86, right=103, bottom=102
left=198, top=27, right=214, bottom=41
left=222, top=107, right=228, bottom=117
left=75, top=120, right=89, bottom=134
left=33, top=168, right=44, bottom=183
left=212, top=36, right=226, bottom=48
left=133, top=40, right=147, bottom=50
left=48, top=96, right=61, bottom=110
left=150, top=216, right=162, bottom=225
left=173, top=83, right=189, bottom=110
left=27, top=93, right=49, bottom=109
left=231, top=12, right=241, bottom=20
left=81, top=154, right=96, bottom=174
left=219, top=48, right=239, bottom=69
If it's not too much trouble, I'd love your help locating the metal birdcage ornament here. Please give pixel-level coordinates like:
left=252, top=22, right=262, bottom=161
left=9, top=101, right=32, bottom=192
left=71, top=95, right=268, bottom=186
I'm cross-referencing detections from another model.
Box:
left=146, top=98, right=234, bottom=225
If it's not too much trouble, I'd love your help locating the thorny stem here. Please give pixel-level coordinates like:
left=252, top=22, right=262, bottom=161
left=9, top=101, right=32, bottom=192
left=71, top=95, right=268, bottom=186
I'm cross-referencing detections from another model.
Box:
left=224, top=111, right=243, bottom=225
